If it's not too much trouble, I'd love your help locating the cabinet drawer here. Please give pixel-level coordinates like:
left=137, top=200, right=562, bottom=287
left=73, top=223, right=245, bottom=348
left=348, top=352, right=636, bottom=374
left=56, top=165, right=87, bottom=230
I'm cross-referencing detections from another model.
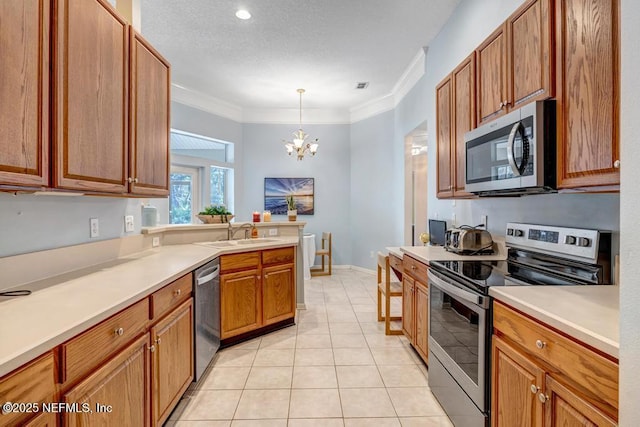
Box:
left=62, top=298, right=149, bottom=384
left=493, top=301, right=618, bottom=411
left=262, top=247, right=294, bottom=266
left=220, top=251, right=260, bottom=273
left=151, top=273, right=192, bottom=321
left=403, top=255, right=428, bottom=281
left=0, top=352, right=56, bottom=427
left=389, top=254, right=403, bottom=273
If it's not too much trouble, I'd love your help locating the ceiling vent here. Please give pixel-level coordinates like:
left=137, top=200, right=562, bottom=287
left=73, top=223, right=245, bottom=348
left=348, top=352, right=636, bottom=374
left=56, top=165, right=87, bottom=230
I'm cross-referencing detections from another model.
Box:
left=355, top=82, right=369, bottom=89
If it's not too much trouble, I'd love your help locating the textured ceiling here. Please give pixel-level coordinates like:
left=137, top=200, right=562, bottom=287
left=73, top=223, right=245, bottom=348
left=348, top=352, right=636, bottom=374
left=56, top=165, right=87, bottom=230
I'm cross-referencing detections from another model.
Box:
left=140, top=0, right=460, bottom=110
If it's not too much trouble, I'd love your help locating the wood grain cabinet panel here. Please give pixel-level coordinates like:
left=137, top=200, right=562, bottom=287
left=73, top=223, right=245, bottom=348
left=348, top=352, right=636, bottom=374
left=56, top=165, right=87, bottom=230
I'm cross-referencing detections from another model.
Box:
left=22, top=410, right=58, bottom=427
left=150, top=272, right=192, bottom=321
left=53, top=0, right=129, bottom=193
left=221, top=269, right=261, bottom=339
left=262, top=263, right=296, bottom=326
left=0, top=0, right=50, bottom=189
left=556, top=0, right=619, bottom=189
left=452, top=53, right=476, bottom=198
left=477, top=25, right=508, bottom=125
left=63, top=333, right=150, bottom=427
left=436, top=76, right=453, bottom=198
left=151, top=299, right=194, bottom=426
left=129, top=29, right=170, bottom=196
left=401, top=276, right=414, bottom=342
left=414, top=281, right=429, bottom=362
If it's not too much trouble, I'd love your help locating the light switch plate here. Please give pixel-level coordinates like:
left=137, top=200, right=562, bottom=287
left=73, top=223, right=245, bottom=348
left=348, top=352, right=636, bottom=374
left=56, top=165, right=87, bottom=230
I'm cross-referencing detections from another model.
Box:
left=124, top=215, right=134, bottom=232
left=90, top=218, right=99, bottom=238
left=152, top=237, right=160, bottom=247
left=268, top=229, right=278, bottom=236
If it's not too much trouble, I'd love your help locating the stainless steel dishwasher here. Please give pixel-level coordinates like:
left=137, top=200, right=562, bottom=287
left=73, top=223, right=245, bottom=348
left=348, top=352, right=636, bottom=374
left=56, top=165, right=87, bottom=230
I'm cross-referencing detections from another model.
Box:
left=193, top=258, right=220, bottom=382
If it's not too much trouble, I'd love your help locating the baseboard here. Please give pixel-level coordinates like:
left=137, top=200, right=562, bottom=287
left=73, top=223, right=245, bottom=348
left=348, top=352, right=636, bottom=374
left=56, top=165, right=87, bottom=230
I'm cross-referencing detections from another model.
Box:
left=309, top=264, right=376, bottom=275
left=348, top=265, right=376, bottom=275
left=296, top=303, right=307, bottom=310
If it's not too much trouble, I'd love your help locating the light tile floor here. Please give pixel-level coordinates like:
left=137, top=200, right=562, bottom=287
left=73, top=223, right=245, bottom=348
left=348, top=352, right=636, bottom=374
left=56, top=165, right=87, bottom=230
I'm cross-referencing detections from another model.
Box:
left=166, top=269, right=453, bottom=427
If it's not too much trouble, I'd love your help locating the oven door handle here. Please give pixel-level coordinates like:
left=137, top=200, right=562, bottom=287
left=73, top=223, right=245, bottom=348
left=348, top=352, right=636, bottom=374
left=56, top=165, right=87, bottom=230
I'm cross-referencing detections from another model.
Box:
left=507, top=121, right=528, bottom=177
left=428, top=271, right=488, bottom=308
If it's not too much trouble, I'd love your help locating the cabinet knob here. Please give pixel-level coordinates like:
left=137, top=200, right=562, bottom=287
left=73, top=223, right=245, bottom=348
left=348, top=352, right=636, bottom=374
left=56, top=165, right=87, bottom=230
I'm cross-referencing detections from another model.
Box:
left=155, top=337, right=161, bottom=345
left=499, top=102, right=504, bottom=108
left=530, top=384, right=540, bottom=394
left=134, top=178, right=139, bottom=183
left=535, top=340, right=546, bottom=349
left=174, top=289, right=182, bottom=296
left=114, top=327, right=124, bottom=336
left=149, top=344, right=156, bottom=353
left=127, top=177, right=133, bottom=183
left=503, top=100, right=509, bottom=106
left=538, top=393, right=548, bottom=403
left=614, top=160, right=620, bottom=168
left=411, top=265, right=416, bottom=270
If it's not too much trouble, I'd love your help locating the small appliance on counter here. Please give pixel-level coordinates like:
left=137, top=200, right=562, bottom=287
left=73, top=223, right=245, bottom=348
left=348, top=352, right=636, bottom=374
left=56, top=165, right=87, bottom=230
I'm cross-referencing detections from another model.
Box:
left=444, top=225, right=494, bottom=255
left=428, top=219, right=447, bottom=246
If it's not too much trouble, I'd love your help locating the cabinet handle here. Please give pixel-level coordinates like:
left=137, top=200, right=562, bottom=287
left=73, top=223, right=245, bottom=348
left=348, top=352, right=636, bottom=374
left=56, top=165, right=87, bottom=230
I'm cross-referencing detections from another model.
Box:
left=535, top=340, right=546, bottom=349
left=538, top=393, right=548, bottom=403
left=530, top=384, right=540, bottom=394
left=411, top=265, right=416, bottom=270
left=614, top=160, right=620, bottom=168
left=114, top=327, right=124, bottom=336
left=155, top=337, right=161, bottom=345
left=134, top=178, right=139, bottom=183
left=127, top=177, right=133, bottom=183
left=174, top=289, right=182, bottom=297
left=499, top=102, right=504, bottom=108
left=503, top=100, right=509, bottom=107
left=256, top=275, right=260, bottom=280
left=149, top=344, right=156, bottom=353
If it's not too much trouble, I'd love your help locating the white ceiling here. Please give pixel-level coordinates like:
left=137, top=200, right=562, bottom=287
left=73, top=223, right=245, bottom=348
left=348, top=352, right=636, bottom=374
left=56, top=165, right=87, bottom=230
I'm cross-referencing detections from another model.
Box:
left=140, top=0, right=460, bottom=117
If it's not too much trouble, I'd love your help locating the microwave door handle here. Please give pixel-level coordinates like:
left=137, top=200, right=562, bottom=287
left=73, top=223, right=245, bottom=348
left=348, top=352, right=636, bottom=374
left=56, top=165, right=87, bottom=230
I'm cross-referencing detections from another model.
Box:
left=507, top=122, right=524, bottom=177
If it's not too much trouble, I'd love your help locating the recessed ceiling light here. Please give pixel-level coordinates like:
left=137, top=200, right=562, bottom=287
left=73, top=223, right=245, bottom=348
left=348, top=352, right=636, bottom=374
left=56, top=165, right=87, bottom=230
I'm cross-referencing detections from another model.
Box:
left=235, top=9, right=251, bottom=20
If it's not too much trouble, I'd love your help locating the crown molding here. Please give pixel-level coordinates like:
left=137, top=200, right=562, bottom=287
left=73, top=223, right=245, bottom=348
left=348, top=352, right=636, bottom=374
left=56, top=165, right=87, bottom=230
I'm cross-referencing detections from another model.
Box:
left=171, top=84, right=243, bottom=122
left=170, top=47, right=426, bottom=125
left=242, top=108, right=351, bottom=125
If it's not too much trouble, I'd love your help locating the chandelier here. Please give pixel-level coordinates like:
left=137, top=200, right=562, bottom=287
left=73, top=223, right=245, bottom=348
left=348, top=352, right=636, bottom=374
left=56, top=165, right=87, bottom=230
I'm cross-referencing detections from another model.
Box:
left=284, top=89, right=319, bottom=160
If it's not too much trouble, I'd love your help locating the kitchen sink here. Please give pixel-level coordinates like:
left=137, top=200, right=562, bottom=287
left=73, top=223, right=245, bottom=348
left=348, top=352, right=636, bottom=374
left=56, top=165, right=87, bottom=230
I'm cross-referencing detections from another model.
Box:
left=196, top=239, right=278, bottom=248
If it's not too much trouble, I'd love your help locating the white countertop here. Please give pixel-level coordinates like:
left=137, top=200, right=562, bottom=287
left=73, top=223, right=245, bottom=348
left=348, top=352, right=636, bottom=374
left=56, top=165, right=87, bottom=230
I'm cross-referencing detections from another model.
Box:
left=489, top=286, right=619, bottom=358
left=0, top=237, right=298, bottom=378
left=392, top=239, right=507, bottom=264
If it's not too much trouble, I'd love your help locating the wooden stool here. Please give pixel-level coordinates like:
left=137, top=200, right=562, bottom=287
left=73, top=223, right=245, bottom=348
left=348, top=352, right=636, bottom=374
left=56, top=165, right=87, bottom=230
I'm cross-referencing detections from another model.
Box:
left=377, top=252, right=402, bottom=335
left=311, top=232, right=332, bottom=276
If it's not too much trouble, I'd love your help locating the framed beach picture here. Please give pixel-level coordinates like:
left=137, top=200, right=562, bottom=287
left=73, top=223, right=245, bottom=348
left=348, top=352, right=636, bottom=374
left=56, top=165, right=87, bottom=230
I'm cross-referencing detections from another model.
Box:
left=264, top=177, right=314, bottom=215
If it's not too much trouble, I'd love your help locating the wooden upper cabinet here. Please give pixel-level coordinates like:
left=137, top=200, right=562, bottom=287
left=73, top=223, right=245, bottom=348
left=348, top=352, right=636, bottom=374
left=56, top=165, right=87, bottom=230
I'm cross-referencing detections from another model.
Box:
left=436, top=76, right=453, bottom=198
left=0, top=0, right=49, bottom=188
left=476, top=25, right=507, bottom=125
left=452, top=53, right=476, bottom=197
left=556, top=0, right=619, bottom=189
left=53, top=0, right=129, bottom=193
left=507, top=0, right=553, bottom=109
left=130, top=29, right=170, bottom=196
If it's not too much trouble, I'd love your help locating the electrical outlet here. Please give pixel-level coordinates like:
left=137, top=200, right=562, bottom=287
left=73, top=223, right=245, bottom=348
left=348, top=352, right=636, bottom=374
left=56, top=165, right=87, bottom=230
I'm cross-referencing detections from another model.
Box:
left=370, top=251, right=374, bottom=258
left=269, top=229, right=278, bottom=236
left=481, top=215, right=488, bottom=229
left=434, top=212, right=439, bottom=220
left=152, top=237, right=160, bottom=247
left=451, top=213, right=456, bottom=226
left=124, top=215, right=134, bottom=232
left=90, top=218, right=99, bottom=238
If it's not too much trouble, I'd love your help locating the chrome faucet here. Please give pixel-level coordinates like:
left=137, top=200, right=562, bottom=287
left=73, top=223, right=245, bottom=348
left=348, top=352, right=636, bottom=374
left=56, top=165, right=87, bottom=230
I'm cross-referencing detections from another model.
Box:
left=227, top=222, right=253, bottom=240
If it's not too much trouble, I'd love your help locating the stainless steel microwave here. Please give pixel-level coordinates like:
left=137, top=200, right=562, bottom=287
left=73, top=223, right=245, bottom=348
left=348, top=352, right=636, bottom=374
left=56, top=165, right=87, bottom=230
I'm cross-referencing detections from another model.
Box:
left=465, top=100, right=556, bottom=196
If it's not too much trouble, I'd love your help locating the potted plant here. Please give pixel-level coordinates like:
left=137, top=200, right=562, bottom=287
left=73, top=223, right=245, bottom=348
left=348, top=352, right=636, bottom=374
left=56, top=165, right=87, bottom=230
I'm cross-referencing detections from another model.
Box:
left=197, top=205, right=234, bottom=224
left=286, top=195, right=297, bottom=221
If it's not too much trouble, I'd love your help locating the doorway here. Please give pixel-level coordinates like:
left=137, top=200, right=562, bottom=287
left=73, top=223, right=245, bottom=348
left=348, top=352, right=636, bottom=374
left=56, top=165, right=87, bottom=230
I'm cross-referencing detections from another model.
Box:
left=404, top=122, right=428, bottom=245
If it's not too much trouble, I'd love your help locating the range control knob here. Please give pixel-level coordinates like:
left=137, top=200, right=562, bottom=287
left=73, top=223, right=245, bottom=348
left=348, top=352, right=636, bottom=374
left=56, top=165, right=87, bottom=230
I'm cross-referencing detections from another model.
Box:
left=514, top=229, right=524, bottom=237
left=577, top=237, right=591, bottom=247
left=507, top=228, right=514, bottom=236
left=565, top=235, right=577, bottom=245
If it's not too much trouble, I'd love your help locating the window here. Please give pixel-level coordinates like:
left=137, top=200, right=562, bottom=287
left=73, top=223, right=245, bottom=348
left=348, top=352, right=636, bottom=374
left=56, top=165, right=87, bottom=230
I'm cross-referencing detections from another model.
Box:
left=169, top=130, right=234, bottom=224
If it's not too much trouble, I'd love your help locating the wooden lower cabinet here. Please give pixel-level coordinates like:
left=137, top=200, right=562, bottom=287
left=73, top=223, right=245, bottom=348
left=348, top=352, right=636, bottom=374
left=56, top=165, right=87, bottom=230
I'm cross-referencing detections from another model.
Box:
left=63, top=333, right=151, bottom=427
left=413, top=282, right=429, bottom=360
left=401, top=276, right=414, bottom=341
left=23, top=411, right=58, bottom=427
left=492, top=302, right=618, bottom=426
left=263, top=263, right=296, bottom=326
left=151, top=299, right=194, bottom=426
left=221, top=269, right=261, bottom=339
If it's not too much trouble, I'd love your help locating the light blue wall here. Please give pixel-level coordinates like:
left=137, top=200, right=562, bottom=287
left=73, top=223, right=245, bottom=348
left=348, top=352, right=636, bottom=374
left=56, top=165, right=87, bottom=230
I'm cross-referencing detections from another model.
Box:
left=241, top=123, right=352, bottom=266
left=350, top=110, right=398, bottom=269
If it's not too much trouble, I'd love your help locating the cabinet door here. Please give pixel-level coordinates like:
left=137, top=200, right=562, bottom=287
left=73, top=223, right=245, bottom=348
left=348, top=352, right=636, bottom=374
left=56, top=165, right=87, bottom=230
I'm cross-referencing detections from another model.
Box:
left=221, top=269, right=261, bottom=339
left=544, top=375, right=616, bottom=427
left=476, top=25, right=508, bottom=125
left=414, top=281, right=429, bottom=362
left=53, top=0, right=129, bottom=193
left=492, top=336, right=544, bottom=427
left=452, top=53, right=476, bottom=198
left=151, top=299, right=194, bottom=427
left=262, top=263, right=296, bottom=326
left=64, top=333, right=150, bottom=427
left=436, top=76, right=453, bottom=198
left=556, top=0, right=619, bottom=189
left=23, top=411, right=57, bottom=427
left=129, top=29, right=170, bottom=196
left=0, top=0, right=49, bottom=188
left=401, top=276, right=415, bottom=341
left=507, top=0, right=553, bottom=109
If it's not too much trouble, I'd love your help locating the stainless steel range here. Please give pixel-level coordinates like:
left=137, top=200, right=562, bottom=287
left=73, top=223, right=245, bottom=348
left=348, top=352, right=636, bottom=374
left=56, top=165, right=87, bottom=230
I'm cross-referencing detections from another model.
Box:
left=427, top=223, right=612, bottom=427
